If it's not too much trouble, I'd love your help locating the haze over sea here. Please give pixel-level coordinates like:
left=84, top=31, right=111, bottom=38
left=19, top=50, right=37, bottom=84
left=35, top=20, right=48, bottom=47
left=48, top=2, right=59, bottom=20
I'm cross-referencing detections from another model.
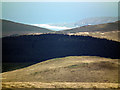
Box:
left=2, top=2, right=118, bottom=30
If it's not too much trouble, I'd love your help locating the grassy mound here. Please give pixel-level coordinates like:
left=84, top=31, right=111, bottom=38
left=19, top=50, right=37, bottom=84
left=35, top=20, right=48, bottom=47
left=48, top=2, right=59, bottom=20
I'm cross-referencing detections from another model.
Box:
left=2, top=56, right=119, bottom=83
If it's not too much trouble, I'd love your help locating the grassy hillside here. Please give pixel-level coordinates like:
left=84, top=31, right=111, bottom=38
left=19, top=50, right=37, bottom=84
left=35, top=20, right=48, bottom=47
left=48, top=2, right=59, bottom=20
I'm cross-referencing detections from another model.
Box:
left=55, top=21, right=119, bottom=42
left=1, top=19, right=53, bottom=37
left=2, top=34, right=120, bottom=72
left=57, top=21, right=119, bottom=33
left=67, top=31, right=120, bottom=42
left=2, top=56, right=119, bottom=88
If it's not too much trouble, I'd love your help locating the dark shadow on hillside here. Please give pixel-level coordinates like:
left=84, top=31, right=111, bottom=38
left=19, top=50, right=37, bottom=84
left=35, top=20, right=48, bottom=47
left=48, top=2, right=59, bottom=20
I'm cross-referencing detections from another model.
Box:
left=2, top=34, right=120, bottom=72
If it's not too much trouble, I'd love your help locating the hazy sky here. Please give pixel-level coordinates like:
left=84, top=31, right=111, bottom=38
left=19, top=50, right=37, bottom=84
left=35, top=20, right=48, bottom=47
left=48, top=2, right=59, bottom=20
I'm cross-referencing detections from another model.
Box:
left=2, top=0, right=120, bottom=2
left=2, top=2, right=118, bottom=24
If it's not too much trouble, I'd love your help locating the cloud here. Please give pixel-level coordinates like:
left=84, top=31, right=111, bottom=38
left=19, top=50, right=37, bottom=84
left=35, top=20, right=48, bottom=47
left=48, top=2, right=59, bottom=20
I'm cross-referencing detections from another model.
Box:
left=31, top=24, right=72, bottom=31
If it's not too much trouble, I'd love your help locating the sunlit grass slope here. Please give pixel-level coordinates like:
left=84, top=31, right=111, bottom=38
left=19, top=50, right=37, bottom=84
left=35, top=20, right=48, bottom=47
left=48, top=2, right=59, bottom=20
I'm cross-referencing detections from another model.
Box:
left=2, top=56, right=119, bottom=88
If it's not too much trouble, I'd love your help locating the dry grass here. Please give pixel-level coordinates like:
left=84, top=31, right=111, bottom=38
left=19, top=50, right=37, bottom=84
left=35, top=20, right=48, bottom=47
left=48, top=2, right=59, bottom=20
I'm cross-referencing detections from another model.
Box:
left=1, top=56, right=119, bottom=88
left=67, top=31, right=120, bottom=42
left=2, top=82, right=119, bottom=88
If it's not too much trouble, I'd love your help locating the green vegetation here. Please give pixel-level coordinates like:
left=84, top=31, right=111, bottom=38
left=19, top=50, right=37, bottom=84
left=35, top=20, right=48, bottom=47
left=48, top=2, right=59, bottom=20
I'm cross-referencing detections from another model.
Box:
left=67, top=63, right=89, bottom=68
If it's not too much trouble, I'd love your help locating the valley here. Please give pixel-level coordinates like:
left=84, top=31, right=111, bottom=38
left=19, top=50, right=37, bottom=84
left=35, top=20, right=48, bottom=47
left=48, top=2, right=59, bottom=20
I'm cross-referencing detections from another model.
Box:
left=1, top=19, right=120, bottom=89
left=1, top=2, right=119, bottom=89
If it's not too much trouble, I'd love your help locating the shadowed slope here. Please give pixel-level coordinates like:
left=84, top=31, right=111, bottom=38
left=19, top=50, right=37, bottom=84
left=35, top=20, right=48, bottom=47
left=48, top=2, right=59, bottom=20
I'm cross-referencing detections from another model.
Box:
left=2, top=34, right=120, bottom=72
left=3, top=34, right=120, bottom=62
left=1, top=19, right=53, bottom=37
left=2, top=34, right=120, bottom=61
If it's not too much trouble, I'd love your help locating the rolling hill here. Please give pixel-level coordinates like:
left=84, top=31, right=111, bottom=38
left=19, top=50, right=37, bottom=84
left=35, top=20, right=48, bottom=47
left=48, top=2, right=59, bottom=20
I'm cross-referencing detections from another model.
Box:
left=1, top=19, right=53, bottom=37
left=2, top=56, right=119, bottom=88
left=57, top=21, right=119, bottom=33
left=55, top=21, right=119, bottom=42
left=2, top=19, right=120, bottom=89
left=65, top=31, right=120, bottom=42
left=2, top=34, right=120, bottom=72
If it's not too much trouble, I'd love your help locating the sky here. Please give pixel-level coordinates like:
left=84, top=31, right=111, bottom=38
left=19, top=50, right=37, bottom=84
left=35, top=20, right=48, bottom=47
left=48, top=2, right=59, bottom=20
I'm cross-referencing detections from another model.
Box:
left=1, top=0, right=120, bottom=2
left=2, top=2, right=118, bottom=24
left=1, top=2, right=118, bottom=30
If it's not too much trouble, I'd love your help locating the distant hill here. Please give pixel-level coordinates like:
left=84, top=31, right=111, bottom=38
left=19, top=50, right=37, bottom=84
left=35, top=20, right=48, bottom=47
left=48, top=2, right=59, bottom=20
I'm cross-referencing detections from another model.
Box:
left=49, top=17, right=118, bottom=28
left=1, top=19, right=53, bottom=37
left=57, top=21, right=119, bottom=33
left=74, top=17, right=118, bottom=26
left=66, top=31, right=120, bottom=42
left=55, top=21, right=119, bottom=42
